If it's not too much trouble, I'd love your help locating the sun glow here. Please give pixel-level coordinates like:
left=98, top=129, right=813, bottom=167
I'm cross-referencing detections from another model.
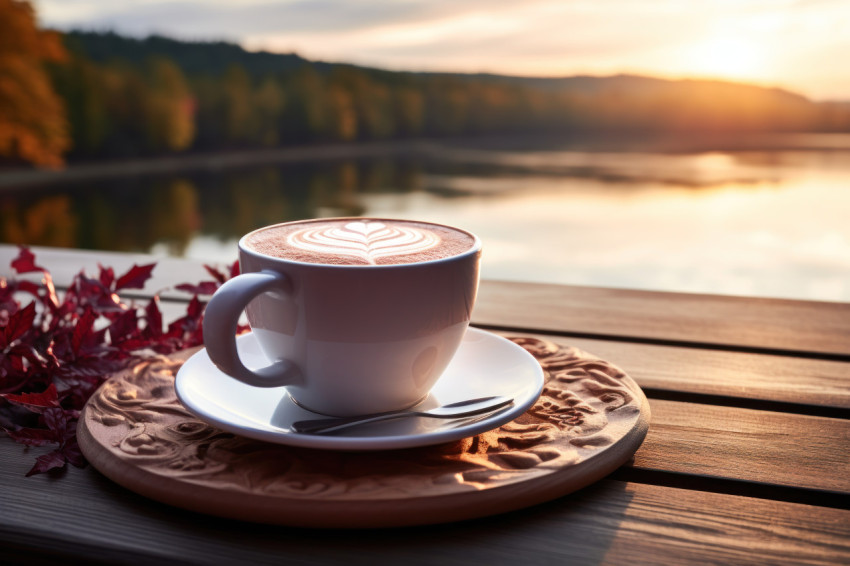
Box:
left=688, top=36, right=766, bottom=80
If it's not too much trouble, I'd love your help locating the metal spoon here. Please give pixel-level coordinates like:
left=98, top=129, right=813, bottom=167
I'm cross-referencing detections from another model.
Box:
left=291, top=396, right=514, bottom=435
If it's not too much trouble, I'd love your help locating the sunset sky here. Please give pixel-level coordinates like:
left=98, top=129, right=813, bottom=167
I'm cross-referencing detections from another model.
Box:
left=35, top=0, right=849, bottom=101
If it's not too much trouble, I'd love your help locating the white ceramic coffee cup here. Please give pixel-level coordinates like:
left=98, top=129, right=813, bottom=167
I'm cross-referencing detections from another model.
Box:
left=202, top=218, right=481, bottom=417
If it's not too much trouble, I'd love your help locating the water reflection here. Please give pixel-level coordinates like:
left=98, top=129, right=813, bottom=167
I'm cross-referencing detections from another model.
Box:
left=0, top=195, right=78, bottom=248
left=1, top=137, right=848, bottom=302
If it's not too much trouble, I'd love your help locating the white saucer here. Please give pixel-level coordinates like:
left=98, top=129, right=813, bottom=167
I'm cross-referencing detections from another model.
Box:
left=175, top=328, right=544, bottom=451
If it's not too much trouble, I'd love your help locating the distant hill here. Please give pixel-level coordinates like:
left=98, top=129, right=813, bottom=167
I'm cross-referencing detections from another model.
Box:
left=464, top=72, right=810, bottom=103
left=64, top=30, right=811, bottom=107
left=42, top=30, right=849, bottom=162
left=64, top=30, right=325, bottom=77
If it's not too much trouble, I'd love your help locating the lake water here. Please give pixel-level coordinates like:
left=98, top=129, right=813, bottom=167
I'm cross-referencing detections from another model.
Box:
left=2, top=133, right=849, bottom=303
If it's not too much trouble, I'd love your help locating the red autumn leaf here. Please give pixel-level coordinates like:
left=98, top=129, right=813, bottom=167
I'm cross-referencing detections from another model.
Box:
left=2, top=343, right=50, bottom=391
left=114, top=263, right=156, bottom=291
left=229, top=260, right=240, bottom=279
left=61, top=437, right=86, bottom=468
left=163, top=295, right=205, bottom=348
left=25, top=449, right=68, bottom=476
left=98, top=265, right=115, bottom=289
left=0, top=375, right=30, bottom=397
left=1, top=301, right=36, bottom=347
left=8, top=342, right=45, bottom=366
left=91, top=326, right=108, bottom=347
left=56, top=356, right=124, bottom=384
left=0, top=350, right=26, bottom=379
left=54, top=375, right=100, bottom=410
left=108, top=309, right=138, bottom=343
left=0, top=295, right=16, bottom=317
left=73, top=274, right=122, bottom=312
left=145, top=297, right=163, bottom=338
left=10, top=247, right=45, bottom=274
left=114, top=338, right=151, bottom=351
left=186, top=295, right=204, bottom=319
left=72, top=308, right=98, bottom=354
left=0, top=383, right=60, bottom=412
left=203, top=264, right=227, bottom=284
left=43, top=407, right=72, bottom=438
left=175, top=281, right=220, bottom=295
left=2, top=247, right=230, bottom=476
left=13, top=280, right=42, bottom=299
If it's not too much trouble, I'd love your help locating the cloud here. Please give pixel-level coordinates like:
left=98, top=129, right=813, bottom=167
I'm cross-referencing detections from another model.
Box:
left=34, top=0, right=850, bottom=99
left=37, top=0, right=523, bottom=38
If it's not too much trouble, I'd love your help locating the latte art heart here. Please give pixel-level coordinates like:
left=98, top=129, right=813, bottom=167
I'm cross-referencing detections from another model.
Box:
left=245, top=218, right=475, bottom=265
left=287, top=221, right=440, bottom=264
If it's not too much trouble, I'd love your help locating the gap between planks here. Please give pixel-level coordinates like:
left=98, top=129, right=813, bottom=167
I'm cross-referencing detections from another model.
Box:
left=611, top=468, right=850, bottom=511
left=494, top=330, right=850, bottom=418
left=45, top=291, right=850, bottom=420
left=56, top=287, right=850, bottom=364
left=478, top=323, right=850, bottom=363
left=640, top=388, right=850, bottom=420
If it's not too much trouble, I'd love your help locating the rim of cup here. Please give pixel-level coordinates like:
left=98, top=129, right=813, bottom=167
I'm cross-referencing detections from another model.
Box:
left=238, top=217, right=482, bottom=269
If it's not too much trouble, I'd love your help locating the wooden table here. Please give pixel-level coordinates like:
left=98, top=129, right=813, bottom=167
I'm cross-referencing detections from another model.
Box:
left=2, top=245, right=849, bottom=565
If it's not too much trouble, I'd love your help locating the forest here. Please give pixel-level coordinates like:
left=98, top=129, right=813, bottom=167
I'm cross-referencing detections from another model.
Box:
left=3, top=0, right=850, bottom=168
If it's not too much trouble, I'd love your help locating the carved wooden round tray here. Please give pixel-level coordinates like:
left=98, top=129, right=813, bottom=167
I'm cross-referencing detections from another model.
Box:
left=78, top=335, right=650, bottom=528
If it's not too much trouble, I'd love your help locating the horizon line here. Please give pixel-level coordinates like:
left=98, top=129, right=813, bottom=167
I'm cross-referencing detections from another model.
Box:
left=58, top=27, right=848, bottom=103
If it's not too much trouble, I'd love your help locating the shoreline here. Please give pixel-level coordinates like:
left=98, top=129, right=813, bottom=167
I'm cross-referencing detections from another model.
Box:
left=2, top=132, right=850, bottom=191
left=0, top=139, right=439, bottom=191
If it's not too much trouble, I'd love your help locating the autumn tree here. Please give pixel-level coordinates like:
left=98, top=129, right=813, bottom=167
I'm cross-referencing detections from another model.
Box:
left=280, top=67, right=333, bottom=142
left=143, top=57, right=195, bottom=151
left=328, top=68, right=395, bottom=140
left=393, top=86, right=424, bottom=136
left=49, top=56, right=109, bottom=156
left=0, top=0, right=70, bottom=167
left=253, top=76, right=286, bottom=146
left=17, top=28, right=848, bottom=161
left=220, top=65, right=255, bottom=144
left=423, top=77, right=470, bottom=135
left=97, top=62, right=149, bottom=156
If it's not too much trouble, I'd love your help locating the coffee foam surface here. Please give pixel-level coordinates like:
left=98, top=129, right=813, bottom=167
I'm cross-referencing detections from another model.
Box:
left=245, top=220, right=475, bottom=265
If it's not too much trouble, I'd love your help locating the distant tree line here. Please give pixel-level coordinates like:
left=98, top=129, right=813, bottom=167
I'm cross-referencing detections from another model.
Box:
left=0, top=0, right=69, bottom=167
left=2, top=1, right=850, bottom=168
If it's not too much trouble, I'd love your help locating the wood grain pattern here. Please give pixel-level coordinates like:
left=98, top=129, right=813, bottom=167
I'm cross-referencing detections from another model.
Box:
left=476, top=280, right=850, bottom=357
left=152, top=308, right=850, bottom=412
left=148, top=312, right=850, bottom=415
left=505, top=332, right=850, bottom=410
left=70, top=334, right=850, bottom=497
left=634, top=399, right=850, bottom=493
left=1, top=444, right=847, bottom=566
left=77, top=337, right=649, bottom=527
left=2, top=245, right=848, bottom=563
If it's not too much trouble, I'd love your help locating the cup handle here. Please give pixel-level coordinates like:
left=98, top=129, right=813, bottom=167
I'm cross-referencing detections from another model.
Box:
left=202, top=270, right=303, bottom=388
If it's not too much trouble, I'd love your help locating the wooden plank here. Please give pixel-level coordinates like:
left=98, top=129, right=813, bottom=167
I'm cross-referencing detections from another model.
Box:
left=4, top=245, right=849, bottom=356
left=476, top=280, right=850, bottom=358
left=0, top=442, right=847, bottom=565
left=31, top=300, right=850, bottom=413
left=501, top=332, right=850, bottom=411
left=5, top=245, right=849, bottom=409
left=79, top=312, right=850, bottom=412
left=37, top=316, right=847, bottom=493
left=634, top=399, right=850, bottom=494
